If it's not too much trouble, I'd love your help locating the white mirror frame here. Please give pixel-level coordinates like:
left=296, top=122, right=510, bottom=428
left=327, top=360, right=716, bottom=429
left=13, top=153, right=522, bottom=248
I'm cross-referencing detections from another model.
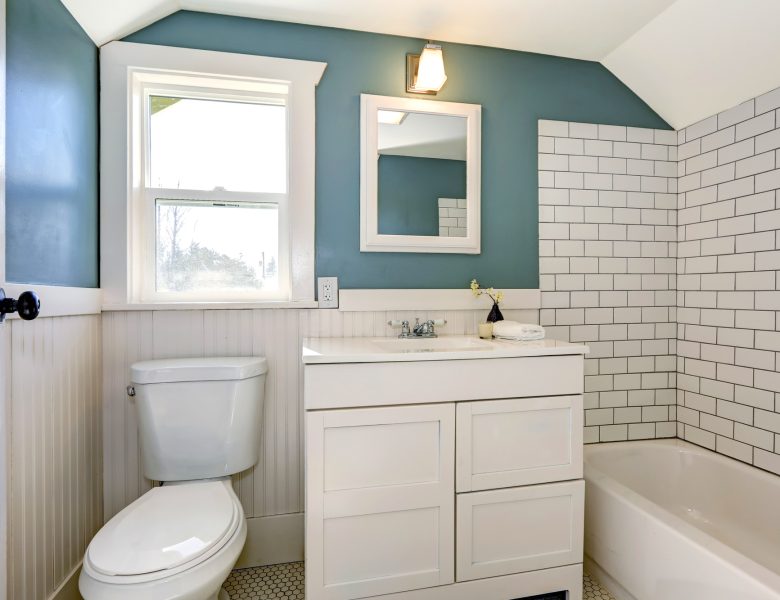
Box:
left=360, top=93, right=481, bottom=254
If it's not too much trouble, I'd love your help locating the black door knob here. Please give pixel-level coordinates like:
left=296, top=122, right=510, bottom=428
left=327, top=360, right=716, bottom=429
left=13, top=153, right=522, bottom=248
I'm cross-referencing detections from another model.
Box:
left=0, top=288, right=41, bottom=323
left=16, top=291, right=41, bottom=320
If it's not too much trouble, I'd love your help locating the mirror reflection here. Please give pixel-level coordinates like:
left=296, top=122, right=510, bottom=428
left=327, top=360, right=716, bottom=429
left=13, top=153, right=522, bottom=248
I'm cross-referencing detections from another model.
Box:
left=377, top=111, right=467, bottom=237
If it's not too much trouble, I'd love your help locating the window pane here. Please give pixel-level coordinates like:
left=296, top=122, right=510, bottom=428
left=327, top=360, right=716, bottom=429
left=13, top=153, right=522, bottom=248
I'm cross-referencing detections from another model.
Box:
left=150, top=96, right=286, bottom=193
left=155, top=199, right=279, bottom=294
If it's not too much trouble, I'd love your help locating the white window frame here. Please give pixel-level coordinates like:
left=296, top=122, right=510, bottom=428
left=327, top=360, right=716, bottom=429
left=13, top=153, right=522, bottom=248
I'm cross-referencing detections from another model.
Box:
left=100, top=41, right=326, bottom=307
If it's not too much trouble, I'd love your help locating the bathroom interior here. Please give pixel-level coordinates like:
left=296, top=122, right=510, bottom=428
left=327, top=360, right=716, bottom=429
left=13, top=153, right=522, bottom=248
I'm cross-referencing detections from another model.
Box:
left=2, top=0, right=780, bottom=599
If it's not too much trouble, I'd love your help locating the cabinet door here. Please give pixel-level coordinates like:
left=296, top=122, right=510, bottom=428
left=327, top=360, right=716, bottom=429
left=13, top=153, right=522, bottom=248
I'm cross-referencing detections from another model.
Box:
left=456, top=480, right=584, bottom=582
left=456, top=395, right=583, bottom=492
left=306, top=404, right=455, bottom=600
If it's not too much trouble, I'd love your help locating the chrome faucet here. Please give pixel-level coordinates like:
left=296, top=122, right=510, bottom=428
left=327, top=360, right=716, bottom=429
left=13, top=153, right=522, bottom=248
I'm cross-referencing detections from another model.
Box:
left=387, top=318, right=446, bottom=338
left=412, top=318, right=437, bottom=337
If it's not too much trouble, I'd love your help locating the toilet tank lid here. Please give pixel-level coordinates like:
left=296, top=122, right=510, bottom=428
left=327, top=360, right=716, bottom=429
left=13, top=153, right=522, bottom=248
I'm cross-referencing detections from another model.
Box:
left=131, top=357, right=267, bottom=384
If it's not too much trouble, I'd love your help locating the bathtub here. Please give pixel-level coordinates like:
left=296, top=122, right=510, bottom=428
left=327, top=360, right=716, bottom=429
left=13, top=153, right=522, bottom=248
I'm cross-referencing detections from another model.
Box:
left=584, top=439, right=780, bottom=600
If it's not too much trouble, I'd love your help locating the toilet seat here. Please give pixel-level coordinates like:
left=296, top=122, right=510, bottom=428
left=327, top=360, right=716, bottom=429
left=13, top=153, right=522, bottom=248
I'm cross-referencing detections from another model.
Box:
left=84, top=479, right=241, bottom=585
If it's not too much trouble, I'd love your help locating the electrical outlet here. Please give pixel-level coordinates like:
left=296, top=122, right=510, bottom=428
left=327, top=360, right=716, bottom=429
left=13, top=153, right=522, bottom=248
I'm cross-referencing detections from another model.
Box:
left=318, top=277, right=339, bottom=308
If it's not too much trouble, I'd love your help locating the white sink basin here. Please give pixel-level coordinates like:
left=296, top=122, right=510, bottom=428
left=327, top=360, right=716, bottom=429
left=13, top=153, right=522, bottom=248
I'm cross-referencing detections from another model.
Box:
left=372, top=337, right=494, bottom=353
left=302, top=335, right=589, bottom=364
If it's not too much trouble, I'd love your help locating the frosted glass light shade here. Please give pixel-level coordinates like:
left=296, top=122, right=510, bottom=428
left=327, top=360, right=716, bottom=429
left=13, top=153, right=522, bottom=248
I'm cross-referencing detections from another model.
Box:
left=377, top=109, right=407, bottom=125
left=414, top=44, right=447, bottom=92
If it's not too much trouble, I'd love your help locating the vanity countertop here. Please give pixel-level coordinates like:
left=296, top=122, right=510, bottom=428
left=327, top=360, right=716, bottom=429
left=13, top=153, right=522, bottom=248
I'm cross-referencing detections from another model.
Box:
left=302, top=335, right=588, bottom=364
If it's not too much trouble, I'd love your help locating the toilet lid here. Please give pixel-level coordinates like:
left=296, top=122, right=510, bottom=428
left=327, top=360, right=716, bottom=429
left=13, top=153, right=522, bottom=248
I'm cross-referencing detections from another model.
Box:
left=87, top=481, right=238, bottom=576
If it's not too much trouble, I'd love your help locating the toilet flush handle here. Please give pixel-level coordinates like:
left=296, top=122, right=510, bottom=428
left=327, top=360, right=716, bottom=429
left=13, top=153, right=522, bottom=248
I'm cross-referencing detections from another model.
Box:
left=126, top=385, right=136, bottom=397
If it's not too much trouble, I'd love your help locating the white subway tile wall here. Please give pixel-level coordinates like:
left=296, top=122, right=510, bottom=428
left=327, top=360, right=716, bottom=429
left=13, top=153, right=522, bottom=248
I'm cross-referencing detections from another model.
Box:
left=538, top=86, right=780, bottom=474
left=438, top=198, right=467, bottom=237
left=677, top=90, right=780, bottom=474
left=539, top=119, right=678, bottom=444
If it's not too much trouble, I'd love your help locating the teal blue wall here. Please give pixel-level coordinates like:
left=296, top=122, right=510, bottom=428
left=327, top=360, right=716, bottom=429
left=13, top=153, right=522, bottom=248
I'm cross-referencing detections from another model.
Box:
left=127, top=12, right=670, bottom=289
left=6, top=0, right=99, bottom=287
left=378, top=156, right=466, bottom=236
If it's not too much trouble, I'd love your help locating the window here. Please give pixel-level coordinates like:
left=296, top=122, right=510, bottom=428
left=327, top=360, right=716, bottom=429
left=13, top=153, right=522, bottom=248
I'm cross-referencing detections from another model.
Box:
left=141, top=86, right=289, bottom=301
left=100, top=42, right=326, bottom=305
left=154, top=199, right=280, bottom=295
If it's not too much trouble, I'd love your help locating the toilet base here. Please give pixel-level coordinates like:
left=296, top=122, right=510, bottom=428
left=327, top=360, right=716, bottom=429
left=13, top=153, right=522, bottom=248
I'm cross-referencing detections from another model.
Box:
left=216, top=589, right=229, bottom=600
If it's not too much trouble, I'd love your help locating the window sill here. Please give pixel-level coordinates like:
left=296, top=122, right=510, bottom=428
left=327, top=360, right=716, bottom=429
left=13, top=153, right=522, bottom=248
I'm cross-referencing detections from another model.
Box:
left=102, top=300, right=320, bottom=312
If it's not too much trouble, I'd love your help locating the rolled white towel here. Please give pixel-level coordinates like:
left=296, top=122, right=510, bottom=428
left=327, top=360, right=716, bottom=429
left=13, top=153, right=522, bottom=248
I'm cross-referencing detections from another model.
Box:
left=492, top=321, right=546, bottom=341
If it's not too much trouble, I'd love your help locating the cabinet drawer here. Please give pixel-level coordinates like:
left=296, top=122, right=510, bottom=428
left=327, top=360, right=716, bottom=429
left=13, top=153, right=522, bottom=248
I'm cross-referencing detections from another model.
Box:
left=306, top=404, right=455, bottom=600
left=304, top=355, right=584, bottom=409
left=456, top=480, right=584, bottom=582
left=456, top=396, right=583, bottom=492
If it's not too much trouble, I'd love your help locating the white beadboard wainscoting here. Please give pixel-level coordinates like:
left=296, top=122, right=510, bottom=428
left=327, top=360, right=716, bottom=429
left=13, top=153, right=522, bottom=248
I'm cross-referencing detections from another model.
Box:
left=0, top=323, right=8, bottom=600
left=101, top=306, right=538, bottom=565
left=5, top=314, right=102, bottom=600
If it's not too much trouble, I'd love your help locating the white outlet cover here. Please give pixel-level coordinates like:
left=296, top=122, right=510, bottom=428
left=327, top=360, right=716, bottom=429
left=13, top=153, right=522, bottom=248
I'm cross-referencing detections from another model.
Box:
left=318, top=277, right=339, bottom=308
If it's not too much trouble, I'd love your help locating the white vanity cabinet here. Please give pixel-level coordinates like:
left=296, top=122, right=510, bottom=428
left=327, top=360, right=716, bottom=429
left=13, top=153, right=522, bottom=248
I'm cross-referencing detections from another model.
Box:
left=303, top=337, right=588, bottom=600
left=305, top=403, right=455, bottom=600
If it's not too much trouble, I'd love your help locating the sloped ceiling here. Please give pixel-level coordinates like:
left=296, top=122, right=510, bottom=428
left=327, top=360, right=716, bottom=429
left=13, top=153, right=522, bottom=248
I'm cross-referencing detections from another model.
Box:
left=61, top=0, right=780, bottom=129
left=603, top=0, right=780, bottom=129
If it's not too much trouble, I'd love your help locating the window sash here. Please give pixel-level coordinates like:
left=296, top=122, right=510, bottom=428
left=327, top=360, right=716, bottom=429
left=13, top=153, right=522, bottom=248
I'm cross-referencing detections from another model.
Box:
left=141, top=84, right=289, bottom=194
left=135, top=82, right=292, bottom=302
left=138, top=188, right=290, bottom=302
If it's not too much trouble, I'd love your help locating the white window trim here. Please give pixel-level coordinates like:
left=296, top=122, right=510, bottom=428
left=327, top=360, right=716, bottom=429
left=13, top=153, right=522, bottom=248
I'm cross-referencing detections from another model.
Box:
left=100, top=41, right=326, bottom=306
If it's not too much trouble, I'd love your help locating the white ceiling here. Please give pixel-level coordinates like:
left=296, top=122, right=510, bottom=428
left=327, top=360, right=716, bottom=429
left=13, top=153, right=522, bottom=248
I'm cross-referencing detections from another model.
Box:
left=603, top=0, right=780, bottom=129
left=379, top=112, right=467, bottom=161
left=61, top=0, right=780, bottom=129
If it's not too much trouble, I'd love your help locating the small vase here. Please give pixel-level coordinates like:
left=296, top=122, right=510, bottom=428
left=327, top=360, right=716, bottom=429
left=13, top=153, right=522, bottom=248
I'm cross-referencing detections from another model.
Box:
left=486, top=302, right=504, bottom=323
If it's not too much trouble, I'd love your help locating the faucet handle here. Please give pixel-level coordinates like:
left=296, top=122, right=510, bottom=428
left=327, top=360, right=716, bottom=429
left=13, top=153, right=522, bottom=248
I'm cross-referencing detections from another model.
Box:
left=388, top=319, right=412, bottom=337
left=425, top=319, right=447, bottom=337
left=388, top=319, right=411, bottom=329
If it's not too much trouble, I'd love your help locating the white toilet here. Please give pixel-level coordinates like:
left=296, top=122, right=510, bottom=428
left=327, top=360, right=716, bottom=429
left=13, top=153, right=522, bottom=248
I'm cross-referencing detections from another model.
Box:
left=80, top=356, right=267, bottom=600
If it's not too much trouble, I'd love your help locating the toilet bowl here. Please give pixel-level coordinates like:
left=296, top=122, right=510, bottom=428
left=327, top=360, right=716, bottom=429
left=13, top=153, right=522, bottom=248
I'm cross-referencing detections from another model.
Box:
left=79, top=357, right=267, bottom=600
left=80, top=479, right=245, bottom=600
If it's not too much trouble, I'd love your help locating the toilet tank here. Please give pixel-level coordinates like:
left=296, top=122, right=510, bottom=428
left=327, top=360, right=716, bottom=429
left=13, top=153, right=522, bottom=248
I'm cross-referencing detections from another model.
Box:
left=130, top=357, right=267, bottom=482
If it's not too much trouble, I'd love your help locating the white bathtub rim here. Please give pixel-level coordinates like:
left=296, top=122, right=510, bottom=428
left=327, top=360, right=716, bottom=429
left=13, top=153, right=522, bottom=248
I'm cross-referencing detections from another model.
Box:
left=585, top=439, right=780, bottom=596
left=586, top=472, right=780, bottom=598
left=586, top=438, right=780, bottom=487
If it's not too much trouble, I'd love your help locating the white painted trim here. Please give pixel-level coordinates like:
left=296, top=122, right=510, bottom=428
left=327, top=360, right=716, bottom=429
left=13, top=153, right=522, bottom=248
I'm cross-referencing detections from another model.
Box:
left=360, top=94, right=482, bottom=254
left=235, top=513, right=304, bottom=569
left=0, top=6, right=7, bottom=599
left=584, top=556, right=636, bottom=600
left=338, top=288, right=540, bottom=311
left=312, top=559, right=582, bottom=600
left=50, top=562, right=82, bottom=600
left=0, top=0, right=5, bottom=288
left=100, top=41, right=326, bottom=306
left=102, top=299, right=318, bottom=311
left=2, top=285, right=101, bottom=319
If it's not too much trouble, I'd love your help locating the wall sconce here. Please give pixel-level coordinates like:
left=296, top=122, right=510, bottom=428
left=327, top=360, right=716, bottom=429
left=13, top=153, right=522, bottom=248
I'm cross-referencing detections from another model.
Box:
left=406, top=43, right=447, bottom=95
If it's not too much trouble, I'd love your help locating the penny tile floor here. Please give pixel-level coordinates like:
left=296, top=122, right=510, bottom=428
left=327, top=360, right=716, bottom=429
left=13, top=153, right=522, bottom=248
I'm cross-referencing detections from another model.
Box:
left=224, top=562, right=616, bottom=599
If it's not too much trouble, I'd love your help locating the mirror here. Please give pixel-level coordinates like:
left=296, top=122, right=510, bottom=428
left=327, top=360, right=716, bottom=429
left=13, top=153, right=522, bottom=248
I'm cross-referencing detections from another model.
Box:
left=360, top=94, right=481, bottom=253
left=378, top=112, right=467, bottom=237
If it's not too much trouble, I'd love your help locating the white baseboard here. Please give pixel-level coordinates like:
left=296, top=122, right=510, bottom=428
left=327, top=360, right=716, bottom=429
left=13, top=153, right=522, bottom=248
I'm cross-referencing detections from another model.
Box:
left=235, top=513, right=304, bottom=569
left=338, top=289, right=541, bottom=312
left=584, top=555, right=636, bottom=600
left=50, top=562, right=81, bottom=600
